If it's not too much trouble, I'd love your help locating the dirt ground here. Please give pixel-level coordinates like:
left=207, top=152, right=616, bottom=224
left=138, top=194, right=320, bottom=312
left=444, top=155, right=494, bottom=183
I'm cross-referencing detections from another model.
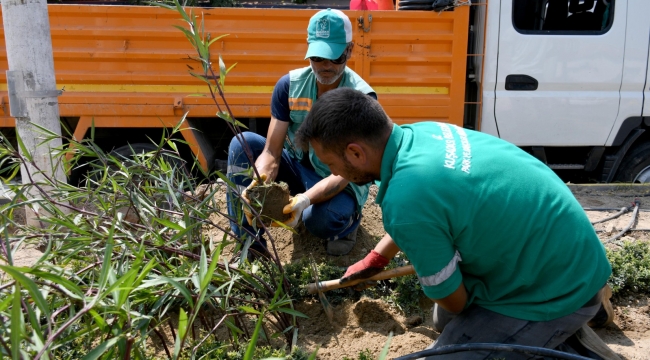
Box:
left=202, top=184, right=650, bottom=360
left=6, top=183, right=650, bottom=359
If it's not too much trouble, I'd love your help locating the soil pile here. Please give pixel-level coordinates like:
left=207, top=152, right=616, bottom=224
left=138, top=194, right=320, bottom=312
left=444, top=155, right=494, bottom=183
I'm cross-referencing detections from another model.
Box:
left=246, top=181, right=291, bottom=226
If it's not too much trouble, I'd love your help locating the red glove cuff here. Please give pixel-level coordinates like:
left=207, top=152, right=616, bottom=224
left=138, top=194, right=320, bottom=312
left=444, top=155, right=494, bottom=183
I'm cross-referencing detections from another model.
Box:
left=344, top=250, right=390, bottom=278
left=363, top=250, right=390, bottom=268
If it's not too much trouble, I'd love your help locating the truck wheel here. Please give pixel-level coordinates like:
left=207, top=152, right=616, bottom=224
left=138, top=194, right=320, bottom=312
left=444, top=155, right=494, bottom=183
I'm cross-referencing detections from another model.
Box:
left=614, top=140, right=650, bottom=183
left=83, top=143, right=185, bottom=185
left=108, top=143, right=186, bottom=172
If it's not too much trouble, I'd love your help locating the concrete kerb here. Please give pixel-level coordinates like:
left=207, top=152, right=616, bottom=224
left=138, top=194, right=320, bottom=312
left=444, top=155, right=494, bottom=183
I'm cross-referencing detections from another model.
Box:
left=568, top=184, right=650, bottom=199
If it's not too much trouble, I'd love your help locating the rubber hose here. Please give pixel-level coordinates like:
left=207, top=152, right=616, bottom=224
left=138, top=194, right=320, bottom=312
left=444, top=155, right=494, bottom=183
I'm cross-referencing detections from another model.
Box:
left=393, top=343, right=593, bottom=360
left=584, top=207, right=650, bottom=211
left=606, top=199, right=641, bottom=243
left=591, top=206, right=630, bottom=225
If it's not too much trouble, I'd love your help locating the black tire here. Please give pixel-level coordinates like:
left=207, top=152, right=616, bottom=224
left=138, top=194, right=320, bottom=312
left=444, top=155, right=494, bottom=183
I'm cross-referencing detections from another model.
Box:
left=614, top=140, right=650, bottom=183
left=81, top=143, right=185, bottom=186
left=107, top=143, right=186, bottom=173
left=111, top=143, right=158, bottom=159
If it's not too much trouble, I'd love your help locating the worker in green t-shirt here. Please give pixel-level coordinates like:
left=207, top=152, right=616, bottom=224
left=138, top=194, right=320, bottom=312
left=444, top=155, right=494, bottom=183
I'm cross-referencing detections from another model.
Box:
left=295, top=87, right=614, bottom=359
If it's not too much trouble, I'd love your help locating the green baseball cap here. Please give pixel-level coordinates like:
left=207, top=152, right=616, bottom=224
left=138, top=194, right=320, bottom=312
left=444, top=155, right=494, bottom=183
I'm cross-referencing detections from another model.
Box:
left=305, top=9, right=353, bottom=60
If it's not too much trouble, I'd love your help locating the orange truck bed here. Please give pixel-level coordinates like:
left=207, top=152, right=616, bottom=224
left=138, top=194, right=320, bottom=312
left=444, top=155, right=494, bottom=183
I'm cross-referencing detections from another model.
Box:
left=0, top=4, right=469, bottom=171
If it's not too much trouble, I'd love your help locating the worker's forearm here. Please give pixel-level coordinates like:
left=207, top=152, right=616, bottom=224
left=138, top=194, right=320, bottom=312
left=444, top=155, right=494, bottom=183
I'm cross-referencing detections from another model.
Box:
left=255, top=117, right=288, bottom=181
left=374, top=234, right=400, bottom=260
left=304, top=175, right=348, bottom=204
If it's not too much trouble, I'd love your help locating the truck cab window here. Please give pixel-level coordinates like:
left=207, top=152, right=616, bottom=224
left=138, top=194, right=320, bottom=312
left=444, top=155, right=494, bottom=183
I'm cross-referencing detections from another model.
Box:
left=513, top=0, right=614, bottom=34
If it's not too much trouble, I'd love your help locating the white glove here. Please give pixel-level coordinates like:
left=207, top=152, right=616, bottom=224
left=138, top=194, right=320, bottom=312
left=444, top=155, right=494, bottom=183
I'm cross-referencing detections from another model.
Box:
left=241, top=174, right=267, bottom=225
left=282, top=193, right=310, bottom=228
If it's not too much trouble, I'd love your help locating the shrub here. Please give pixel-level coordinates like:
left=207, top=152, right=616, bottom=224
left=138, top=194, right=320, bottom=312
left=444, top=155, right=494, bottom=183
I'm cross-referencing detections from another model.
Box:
left=607, top=240, right=650, bottom=294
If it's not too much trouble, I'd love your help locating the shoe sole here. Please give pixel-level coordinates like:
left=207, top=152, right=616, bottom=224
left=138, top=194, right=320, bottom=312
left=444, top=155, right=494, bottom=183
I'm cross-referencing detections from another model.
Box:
left=601, top=284, right=614, bottom=326
left=588, top=284, right=615, bottom=328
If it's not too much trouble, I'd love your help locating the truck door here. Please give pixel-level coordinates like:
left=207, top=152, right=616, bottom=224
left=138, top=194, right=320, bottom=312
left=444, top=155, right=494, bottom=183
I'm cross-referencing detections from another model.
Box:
left=494, top=0, right=625, bottom=146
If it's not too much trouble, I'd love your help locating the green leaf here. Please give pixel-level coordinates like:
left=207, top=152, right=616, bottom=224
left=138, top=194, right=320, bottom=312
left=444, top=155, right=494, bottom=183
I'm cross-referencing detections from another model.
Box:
left=218, top=55, right=227, bottom=87
left=173, top=308, right=188, bottom=359
left=226, top=62, right=238, bottom=75
left=82, top=335, right=123, bottom=360
left=238, top=306, right=261, bottom=315
left=213, top=170, right=238, bottom=191
left=188, top=71, right=212, bottom=86
left=307, top=346, right=320, bottom=360
left=153, top=217, right=186, bottom=231
left=265, top=218, right=295, bottom=232
left=103, top=267, right=138, bottom=306
left=178, top=308, right=188, bottom=340
left=173, top=25, right=197, bottom=47
left=199, top=245, right=208, bottom=289
left=202, top=245, right=223, bottom=290
left=132, top=259, right=157, bottom=290
left=216, top=111, right=248, bottom=129
left=89, top=310, right=108, bottom=331
left=0, top=265, right=52, bottom=319
left=207, top=33, right=229, bottom=47
left=11, top=283, right=22, bottom=360
left=377, top=332, right=393, bottom=360
left=275, top=307, right=309, bottom=318
left=141, top=276, right=194, bottom=307
left=98, top=222, right=115, bottom=292
left=244, top=314, right=264, bottom=360
left=151, top=1, right=175, bottom=10
left=174, top=0, right=191, bottom=24
left=15, top=130, right=32, bottom=162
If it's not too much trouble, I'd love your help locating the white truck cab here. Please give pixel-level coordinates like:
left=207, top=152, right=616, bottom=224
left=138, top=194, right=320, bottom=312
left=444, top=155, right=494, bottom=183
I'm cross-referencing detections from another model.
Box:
left=473, top=0, right=650, bottom=183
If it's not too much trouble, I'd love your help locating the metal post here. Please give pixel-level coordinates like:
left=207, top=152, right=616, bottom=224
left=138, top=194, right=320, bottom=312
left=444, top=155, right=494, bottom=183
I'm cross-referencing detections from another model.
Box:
left=1, top=0, right=66, bottom=227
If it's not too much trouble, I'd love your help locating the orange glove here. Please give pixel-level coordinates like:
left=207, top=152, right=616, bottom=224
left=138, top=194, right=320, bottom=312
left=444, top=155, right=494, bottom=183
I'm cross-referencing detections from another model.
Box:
left=282, top=193, right=310, bottom=228
left=241, top=174, right=267, bottom=225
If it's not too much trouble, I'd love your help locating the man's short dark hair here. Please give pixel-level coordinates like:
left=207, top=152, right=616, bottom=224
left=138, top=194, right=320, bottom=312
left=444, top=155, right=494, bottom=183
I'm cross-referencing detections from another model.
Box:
left=296, top=88, right=392, bottom=154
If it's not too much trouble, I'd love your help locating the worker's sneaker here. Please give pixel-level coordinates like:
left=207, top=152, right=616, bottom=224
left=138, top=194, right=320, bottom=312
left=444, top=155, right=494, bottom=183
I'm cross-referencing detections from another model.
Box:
left=326, top=227, right=358, bottom=256
left=588, top=285, right=614, bottom=328
left=574, top=324, right=622, bottom=360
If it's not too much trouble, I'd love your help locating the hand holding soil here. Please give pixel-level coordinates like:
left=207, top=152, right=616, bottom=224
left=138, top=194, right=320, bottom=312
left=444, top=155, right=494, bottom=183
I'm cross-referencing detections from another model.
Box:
left=244, top=176, right=292, bottom=227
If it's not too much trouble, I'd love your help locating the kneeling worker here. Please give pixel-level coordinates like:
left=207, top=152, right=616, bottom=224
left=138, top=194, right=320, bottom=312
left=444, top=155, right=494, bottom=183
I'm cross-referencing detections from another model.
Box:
left=226, top=9, right=376, bottom=256
left=295, top=87, right=614, bottom=359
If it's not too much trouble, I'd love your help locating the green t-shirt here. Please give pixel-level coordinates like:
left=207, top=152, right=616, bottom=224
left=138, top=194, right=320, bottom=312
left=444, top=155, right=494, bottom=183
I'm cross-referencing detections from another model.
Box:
left=376, top=122, right=611, bottom=321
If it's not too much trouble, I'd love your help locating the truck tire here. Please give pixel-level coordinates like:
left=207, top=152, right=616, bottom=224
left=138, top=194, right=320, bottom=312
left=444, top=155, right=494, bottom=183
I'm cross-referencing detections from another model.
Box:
left=107, top=143, right=186, bottom=172
left=614, top=140, right=650, bottom=183
left=83, top=143, right=185, bottom=184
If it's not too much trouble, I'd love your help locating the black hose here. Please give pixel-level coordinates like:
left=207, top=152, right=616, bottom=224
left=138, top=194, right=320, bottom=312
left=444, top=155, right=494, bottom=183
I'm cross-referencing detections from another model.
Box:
left=583, top=207, right=650, bottom=212
left=605, top=200, right=641, bottom=243
left=393, top=343, right=593, bottom=360
left=591, top=206, right=630, bottom=225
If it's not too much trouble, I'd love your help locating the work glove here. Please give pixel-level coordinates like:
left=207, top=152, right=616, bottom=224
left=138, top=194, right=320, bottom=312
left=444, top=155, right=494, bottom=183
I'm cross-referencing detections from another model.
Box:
left=340, top=250, right=390, bottom=290
left=282, top=193, right=310, bottom=228
left=241, top=174, right=267, bottom=226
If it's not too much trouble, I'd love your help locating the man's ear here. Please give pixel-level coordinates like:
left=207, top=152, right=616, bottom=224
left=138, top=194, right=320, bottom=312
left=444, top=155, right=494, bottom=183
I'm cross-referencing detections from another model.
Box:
left=345, top=143, right=366, bottom=166
left=346, top=43, right=354, bottom=60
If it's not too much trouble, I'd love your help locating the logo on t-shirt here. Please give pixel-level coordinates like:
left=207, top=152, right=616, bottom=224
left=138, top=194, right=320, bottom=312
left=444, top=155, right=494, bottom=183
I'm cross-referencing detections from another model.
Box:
left=316, top=18, right=330, bottom=38
left=437, top=123, right=473, bottom=174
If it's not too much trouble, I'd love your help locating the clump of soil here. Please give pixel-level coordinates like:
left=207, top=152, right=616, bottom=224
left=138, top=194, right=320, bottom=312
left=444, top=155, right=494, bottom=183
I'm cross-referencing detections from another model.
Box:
left=246, top=181, right=291, bottom=226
